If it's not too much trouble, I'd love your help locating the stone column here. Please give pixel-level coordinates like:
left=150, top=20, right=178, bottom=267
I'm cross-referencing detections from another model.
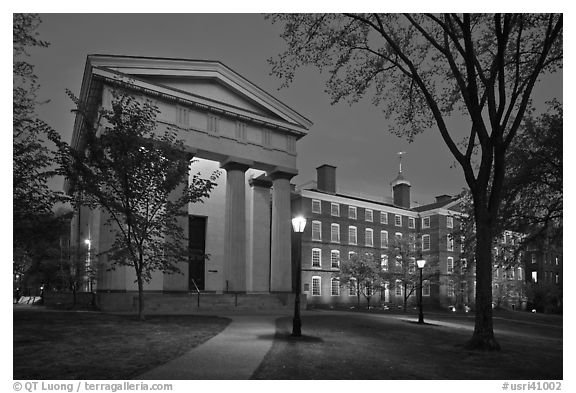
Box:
left=163, top=160, right=191, bottom=292
left=247, top=176, right=272, bottom=293
left=223, top=161, right=250, bottom=292
left=270, top=171, right=296, bottom=292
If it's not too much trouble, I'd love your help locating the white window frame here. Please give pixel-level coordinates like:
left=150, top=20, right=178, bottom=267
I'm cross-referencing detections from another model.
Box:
left=395, top=280, right=403, bottom=296
left=447, top=235, right=454, bottom=251
left=365, top=228, right=374, bottom=247
left=395, top=232, right=402, bottom=240
left=447, top=216, right=454, bottom=229
left=381, top=254, right=388, bottom=271
left=312, top=276, right=321, bottom=296
left=408, top=217, right=415, bottom=229
left=331, top=223, right=340, bottom=243
left=365, top=209, right=373, bottom=222
left=348, top=278, right=357, bottom=296
left=331, top=250, right=340, bottom=269
left=348, top=206, right=357, bottom=220
left=312, top=220, right=322, bottom=241
left=447, top=257, right=454, bottom=274
left=422, top=234, right=430, bottom=251
left=331, top=203, right=340, bottom=217
left=311, top=199, right=321, bottom=214
left=395, top=214, right=402, bottom=227
left=380, top=211, right=388, bottom=224
left=331, top=278, right=340, bottom=296
left=348, top=226, right=357, bottom=245
left=311, top=248, right=322, bottom=268
left=422, top=217, right=430, bottom=229
left=380, top=230, right=388, bottom=249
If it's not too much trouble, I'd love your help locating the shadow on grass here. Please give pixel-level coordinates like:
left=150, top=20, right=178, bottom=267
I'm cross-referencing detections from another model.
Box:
left=257, top=333, right=324, bottom=343
left=404, top=320, right=440, bottom=327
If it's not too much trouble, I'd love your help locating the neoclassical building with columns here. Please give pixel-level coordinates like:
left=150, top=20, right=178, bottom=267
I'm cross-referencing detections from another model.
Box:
left=68, top=55, right=312, bottom=311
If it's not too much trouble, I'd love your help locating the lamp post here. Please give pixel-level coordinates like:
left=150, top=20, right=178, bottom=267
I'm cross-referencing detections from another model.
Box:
left=416, top=258, right=426, bottom=324
left=291, top=216, right=307, bottom=337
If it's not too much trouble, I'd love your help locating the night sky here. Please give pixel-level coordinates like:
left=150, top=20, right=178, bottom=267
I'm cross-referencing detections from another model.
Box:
left=26, top=13, right=563, bottom=205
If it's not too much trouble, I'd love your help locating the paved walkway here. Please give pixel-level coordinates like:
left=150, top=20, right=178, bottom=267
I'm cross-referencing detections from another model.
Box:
left=136, top=313, right=282, bottom=380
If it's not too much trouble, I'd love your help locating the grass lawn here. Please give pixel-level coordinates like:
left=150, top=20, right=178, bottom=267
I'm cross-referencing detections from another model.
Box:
left=13, top=310, right=230, bottom=380
left=252, top=311, right=562, bottom=380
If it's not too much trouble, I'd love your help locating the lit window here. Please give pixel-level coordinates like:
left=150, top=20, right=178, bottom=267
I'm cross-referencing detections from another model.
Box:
left=555, top=257, right=559, bottom=265
left=518, top=267, right=522, bottom=280
left=395, top=215, right=402, bottom=227
left=331, top=278, right=340, bottom=296
left=365, top=209, right=373, bottom=222
left=408, top=217, right=415, bottom=229
left=555, top=274, right=559, bottom=284
left=423, top=280, right=430, bottom=296
left=422, top=217, right=430, bottom=228
left=422, top=234, right=430, bottom=251
left=331, top=203, right=340, bottom=217
left=349, top=278, right=357, bottom=296
left=312, top=277, right=321, bottom=296
left=311, top=248, right=321, bottom=268
left=447, top=216, right=453, bottom=228
left=380, top=230, right=389, bottom=248
left=348, top=206, right=357, bottom=219
left=380, top=211, right=388, bottom=224
left=348, top=226, right=357, bottom=245
left=311, top=199, right=321, bottom=214
left=531, top=271, right=537, bottom=283
left=312, top=221, right=322, bottom=241
left=447, top=257, right=454, bottom=274
left=381, top=254, right=388, bottom=271
left=331, top=250, right=340, bottom=269
left=447, top=235, right=454, bottom=251
left=331, top=223, right=340, bottom=243
left=365, top=228, right=374, bottom=247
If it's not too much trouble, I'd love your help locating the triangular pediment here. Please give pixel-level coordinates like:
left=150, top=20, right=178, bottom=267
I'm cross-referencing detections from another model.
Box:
left=86, top=55, right=312, bottom=134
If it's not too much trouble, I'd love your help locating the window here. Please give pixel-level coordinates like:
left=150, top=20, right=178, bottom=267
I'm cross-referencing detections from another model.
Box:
left=555, top=257, right=559, bottom=265
left=381, top=254, right=389, bottom=271
left=331, top=224, right=340, bottom=243
left=447, top=281, right=455, bottom=297
left=447, top=216, right=454, bottom=228
left=380, top=211, right=388, bottom=224
left=408, top=217, right=415, bottom=229
left=422, top=234, right=430, bottom=251
left=312, top=277, right=321, bottom=296
left=518, top=267, right=522, bottom=280
left=395, top=232, right=402, bottom=240
left=555, top=274, right=559, bottom=284
left=331, top=250, right=340, bottom=269
left=312, top=221, right=322, bottom=241
left=349, top=278, right=357, bottom=296
left=461, top=258, right=467, bottom=269
left=303, top=283, right=310, bottom=292
left=395, top=214, right=402, bottom=227
left=395, top=255, right=403, bottom=268
left=365, top=228, right=374, bottom=247
left=409, top=258, right=416, bottom=274
left=311, top=248, right=321, bottom=268
left=408, top=234, right=416, bottom=251
left=380, top=230, right=389, bottom=248
left=365, top=209, right=373, bottom=222
left=395, top=280, right=402, bottom=296
left=447, top=235, right=454, bottom=251
left=331, top=278, right=340, bottom=296
left=531, top=253, right=537, bottom=264
left=422, top=217, right=430, bottom=228
left=348, top=226, right=357, bottom=245
left=348, top=206, right=357, bottom=219
left=331, top=203, right=340, bottom=217
left=423, top=280, right=430, bottom=296
left=531, top=271, right=538, bottom=283
left=311, top=199, right=321, bottom=214
left=447, top=257, right=454, bottom=274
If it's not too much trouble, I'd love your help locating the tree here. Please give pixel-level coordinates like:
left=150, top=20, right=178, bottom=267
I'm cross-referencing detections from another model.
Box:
left=269, top=13, right=562, bottom=350
left=13, top=14, right=63, bottom=278
left=50, top=89, right=218, bottom=320
left=339, top=252, right=383, bottom=309
left=381, top=235, right=437, bottom=312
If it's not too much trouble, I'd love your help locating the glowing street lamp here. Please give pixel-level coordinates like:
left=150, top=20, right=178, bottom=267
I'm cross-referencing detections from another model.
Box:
left=291, top=216, right=307, bottom=337
left=416, top=258, right=426, bottom=324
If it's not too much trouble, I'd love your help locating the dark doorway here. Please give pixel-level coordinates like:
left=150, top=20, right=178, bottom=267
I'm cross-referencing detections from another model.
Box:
left=189, top=215, right=207, bottom=291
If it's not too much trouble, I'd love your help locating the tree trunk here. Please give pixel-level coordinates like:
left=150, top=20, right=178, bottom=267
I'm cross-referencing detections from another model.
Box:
left=136, top=274, right=145, bottom=321
left=366, top=296, right=371, bottom=309
left=403, top=283, right=408, bottom=312
left=465, top=211, right=501, bottom=350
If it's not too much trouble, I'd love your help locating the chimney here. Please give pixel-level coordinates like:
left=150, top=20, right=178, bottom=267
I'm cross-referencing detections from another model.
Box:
left=316, top=164, right=336, bottom=194
left=435, top=194, right=452, bottom=204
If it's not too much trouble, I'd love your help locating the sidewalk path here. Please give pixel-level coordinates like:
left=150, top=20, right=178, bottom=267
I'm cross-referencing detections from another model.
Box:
left=136, top=314, right=280, bottom=380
